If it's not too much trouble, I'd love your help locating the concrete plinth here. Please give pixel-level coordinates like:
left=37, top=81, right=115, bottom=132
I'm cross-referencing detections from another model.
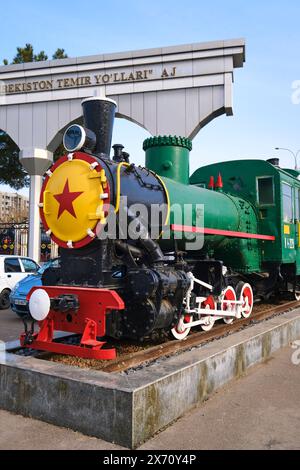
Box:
left=1, top=309, right=300, bottom=449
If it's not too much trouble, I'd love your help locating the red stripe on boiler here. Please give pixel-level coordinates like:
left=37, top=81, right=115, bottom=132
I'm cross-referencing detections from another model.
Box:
left=170, top=224, right=275, bottom=241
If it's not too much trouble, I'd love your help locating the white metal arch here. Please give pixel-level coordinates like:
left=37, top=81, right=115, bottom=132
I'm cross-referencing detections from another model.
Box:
left=0, top=39, right=245, bottom=261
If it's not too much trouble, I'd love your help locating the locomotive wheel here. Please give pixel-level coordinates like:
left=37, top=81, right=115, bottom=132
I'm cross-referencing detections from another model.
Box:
left=201, top=295, right=216, bottom=331
left=221, top=286, right=236, bottom=324
left=171, top=314, right=193, bottom=340
left=236, top=282, right=253, bottom=318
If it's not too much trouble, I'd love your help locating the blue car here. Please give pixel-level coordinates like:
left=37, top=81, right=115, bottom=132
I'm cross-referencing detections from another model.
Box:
left=10, top=258, right=60, bottom=318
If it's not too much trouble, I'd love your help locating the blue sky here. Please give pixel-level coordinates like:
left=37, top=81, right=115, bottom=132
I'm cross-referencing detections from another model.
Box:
left=1, top=0, right=300, bottom=195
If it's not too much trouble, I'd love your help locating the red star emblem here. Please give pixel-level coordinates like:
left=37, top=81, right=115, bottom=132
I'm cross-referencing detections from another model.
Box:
left=54, top=179, right=83, bottom=219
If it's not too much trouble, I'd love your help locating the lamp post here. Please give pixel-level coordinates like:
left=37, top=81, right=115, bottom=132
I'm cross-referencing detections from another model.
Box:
left=275, top=147, right=300, bottom=170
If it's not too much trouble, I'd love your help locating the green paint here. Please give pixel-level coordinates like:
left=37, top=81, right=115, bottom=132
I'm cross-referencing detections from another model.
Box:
left=143, top=139, right=300, bottom=274
left=142, top=137, right=262, bottom=272
left=161, top=175, right=261, bottom=272
left=143, top=135, right=191, bottom=185
left=191, top=158, right=300, bottom=272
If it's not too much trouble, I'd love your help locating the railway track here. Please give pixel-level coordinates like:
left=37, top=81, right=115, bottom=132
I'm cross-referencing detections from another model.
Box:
left=100, top=300, right=300, bottom=374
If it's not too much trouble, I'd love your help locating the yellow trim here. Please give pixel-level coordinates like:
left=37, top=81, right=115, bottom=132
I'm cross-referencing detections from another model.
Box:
left=114, top=162, right=131, bottom=213
left=284, top=224, right=290, bottom=235
left=43, top=191, right=51, bottom=215
left=154, top=173, right=170, bottom=226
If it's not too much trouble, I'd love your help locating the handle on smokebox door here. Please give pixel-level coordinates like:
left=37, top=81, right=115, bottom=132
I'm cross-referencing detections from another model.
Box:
left=42, top=190, right=52, bottom=215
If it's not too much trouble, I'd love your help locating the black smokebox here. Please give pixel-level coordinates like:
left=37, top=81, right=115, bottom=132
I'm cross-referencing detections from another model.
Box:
left=81, top=96, right=117, bottom=158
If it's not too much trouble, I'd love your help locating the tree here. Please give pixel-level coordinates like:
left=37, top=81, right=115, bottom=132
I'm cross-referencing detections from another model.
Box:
left=1, top=44, right=68, bottom=189
left=52, top=48, right=68, bottom=60
left=0, top=131, right=29, bottom=190
left=3, top=43, right=47, bottom=65
left=9, top=43, right=34, bottom=63
left=3, top=44, right=68, bottom=65
left=33, top=50, right=48, bottom=62
left=54, top=143, right=66, bottom=162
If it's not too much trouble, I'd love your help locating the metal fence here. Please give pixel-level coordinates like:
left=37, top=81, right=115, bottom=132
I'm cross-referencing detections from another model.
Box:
left=0, top=222, right=58, bottom=261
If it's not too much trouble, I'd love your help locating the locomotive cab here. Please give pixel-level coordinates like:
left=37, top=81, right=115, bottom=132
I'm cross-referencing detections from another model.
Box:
left=191, top=159, right=300, bottom=299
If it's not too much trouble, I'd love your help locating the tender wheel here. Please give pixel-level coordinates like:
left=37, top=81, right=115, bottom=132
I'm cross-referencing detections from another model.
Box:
left=201, top=295, right=216, bottom=331
left=236, top=282, right=254, bottom=318
left=171, top=314, right=193, bottom=340
left=0, top=289, right=11, bottom=310
left=221, top=286, right=236, bottom=324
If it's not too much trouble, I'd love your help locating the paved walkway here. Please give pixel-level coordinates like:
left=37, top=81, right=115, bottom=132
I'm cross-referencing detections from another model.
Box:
left=1, top=309, right=300, bottom=450
left=0, top=308, right=22, bottom=343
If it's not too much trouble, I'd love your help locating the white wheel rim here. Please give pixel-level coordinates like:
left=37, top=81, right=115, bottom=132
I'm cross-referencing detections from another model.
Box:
left=239, top=283, right=253, bottom=318
left=201, top=297, right=216, bottom=331
left=221, top=286, right=236, bottom=324
left=171, top=315, right=192, bottom=340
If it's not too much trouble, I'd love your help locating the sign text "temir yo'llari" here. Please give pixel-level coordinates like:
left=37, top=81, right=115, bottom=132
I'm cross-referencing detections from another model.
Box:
left=1, top=67, right=177, bottom=95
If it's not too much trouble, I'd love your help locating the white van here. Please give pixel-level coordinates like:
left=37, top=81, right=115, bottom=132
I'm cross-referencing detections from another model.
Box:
left=0, top=255, right=40, bottom=309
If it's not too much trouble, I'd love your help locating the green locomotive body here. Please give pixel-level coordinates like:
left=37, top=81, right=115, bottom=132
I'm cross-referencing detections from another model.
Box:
left=144, top=136, right=300, bottom=300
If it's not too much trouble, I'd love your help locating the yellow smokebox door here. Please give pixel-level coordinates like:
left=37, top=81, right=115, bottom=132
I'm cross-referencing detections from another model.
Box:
left=42, top=158, right=106, bottom=244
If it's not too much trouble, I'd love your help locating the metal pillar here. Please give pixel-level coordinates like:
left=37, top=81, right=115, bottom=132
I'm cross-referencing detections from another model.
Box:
left=19, top=148, right=53, bottom=263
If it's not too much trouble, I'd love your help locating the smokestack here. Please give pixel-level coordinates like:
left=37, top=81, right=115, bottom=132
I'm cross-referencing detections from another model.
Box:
left=81, top=96, right=117, bottom=158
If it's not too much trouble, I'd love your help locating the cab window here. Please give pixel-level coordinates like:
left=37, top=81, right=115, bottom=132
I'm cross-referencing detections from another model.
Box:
left=282, top=183, right=293, bottom=223
left=4, top=258, right=22, bottom=273
left=257, top=177, right=274, bottom=205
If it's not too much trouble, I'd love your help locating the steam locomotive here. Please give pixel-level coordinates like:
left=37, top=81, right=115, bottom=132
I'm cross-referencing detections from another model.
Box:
left=21, top=96, right=300, bottom=359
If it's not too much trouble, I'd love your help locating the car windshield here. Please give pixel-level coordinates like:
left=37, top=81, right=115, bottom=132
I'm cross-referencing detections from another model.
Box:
left=37, top=259, right=59, bottom=275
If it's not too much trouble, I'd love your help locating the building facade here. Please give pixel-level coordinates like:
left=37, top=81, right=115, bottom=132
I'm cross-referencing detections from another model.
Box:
left=0, top=191, right=29, bottom=222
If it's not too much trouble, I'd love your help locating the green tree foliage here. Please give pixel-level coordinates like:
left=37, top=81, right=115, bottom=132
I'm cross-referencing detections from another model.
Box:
left=1, top=45, right=68, bottom=189
left=52, top=48, right=68, bottom=60
left=3, top=43, right=47, bottom=64
left=33, top=50, right=48, bottom=62
left=0, top=131, right=29, bottom=189
left=54, top=143, right=66, bottom=162
left=3, top=44, right=69, bottom=65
